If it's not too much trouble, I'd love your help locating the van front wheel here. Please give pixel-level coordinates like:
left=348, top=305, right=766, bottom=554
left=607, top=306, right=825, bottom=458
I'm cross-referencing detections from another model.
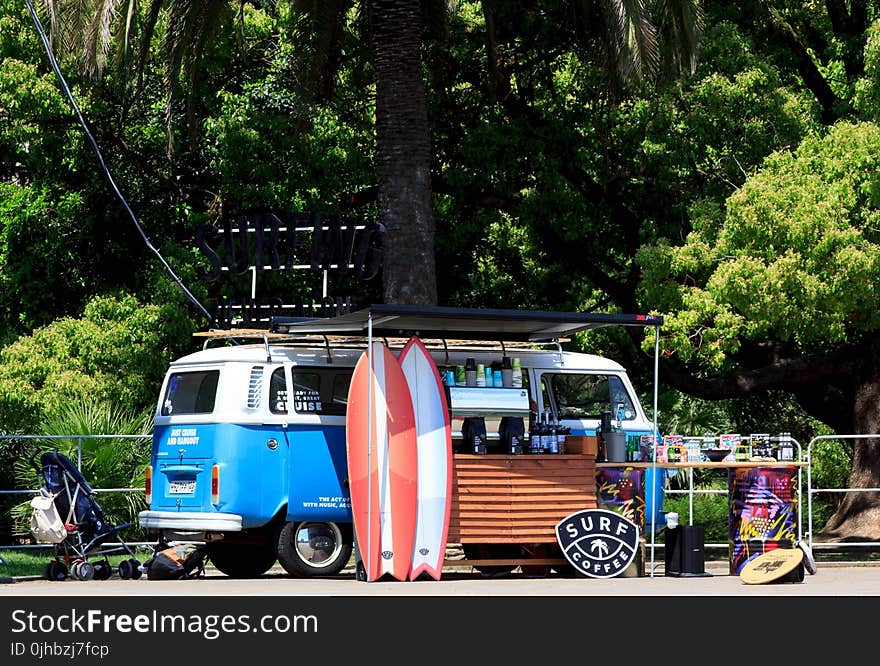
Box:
left=276, top=521, right=352, bottom=578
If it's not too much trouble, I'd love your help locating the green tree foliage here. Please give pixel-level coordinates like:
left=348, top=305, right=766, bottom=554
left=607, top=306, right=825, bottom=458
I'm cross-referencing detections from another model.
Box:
left=639, top=121, right=880, bottom=371
left=0, top=293, right=192, bottom=433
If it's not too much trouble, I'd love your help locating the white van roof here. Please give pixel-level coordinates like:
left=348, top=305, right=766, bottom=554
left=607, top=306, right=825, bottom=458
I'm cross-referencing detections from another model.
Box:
left=169, top=342, right=627, bottom=374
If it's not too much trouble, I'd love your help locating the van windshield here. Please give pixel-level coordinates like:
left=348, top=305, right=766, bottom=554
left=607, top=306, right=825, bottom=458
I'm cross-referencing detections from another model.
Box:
left=545, top=373, right=636, bottom=420
left=161, top=370, right=219, bottom=415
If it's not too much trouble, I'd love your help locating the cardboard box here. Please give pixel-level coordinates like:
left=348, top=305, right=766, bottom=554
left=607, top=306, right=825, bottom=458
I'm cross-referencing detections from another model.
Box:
left=565, top=435, right=598, bottom=455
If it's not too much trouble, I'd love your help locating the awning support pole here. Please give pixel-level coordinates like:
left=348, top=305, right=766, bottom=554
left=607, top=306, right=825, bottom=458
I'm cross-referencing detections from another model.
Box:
left=649, top=325, right=660, bottom=577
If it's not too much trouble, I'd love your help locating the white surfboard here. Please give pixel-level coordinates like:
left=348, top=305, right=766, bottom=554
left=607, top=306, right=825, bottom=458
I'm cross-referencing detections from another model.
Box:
left=398, top=336, right=453, bottom=581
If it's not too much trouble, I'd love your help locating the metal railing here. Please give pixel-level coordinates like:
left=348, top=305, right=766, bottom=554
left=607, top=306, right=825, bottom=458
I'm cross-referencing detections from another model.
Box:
left=0, top=433, right=153, bottom=552
left=807, top=434, right=880, bottom=550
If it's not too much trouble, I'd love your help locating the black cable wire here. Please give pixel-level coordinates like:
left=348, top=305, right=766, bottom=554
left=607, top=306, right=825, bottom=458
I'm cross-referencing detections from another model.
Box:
left=22, top=0, right=213, bottom=323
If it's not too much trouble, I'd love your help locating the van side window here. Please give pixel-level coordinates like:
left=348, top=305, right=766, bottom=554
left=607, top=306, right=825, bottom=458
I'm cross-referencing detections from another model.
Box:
left=289, top=369, right=353, bottom=416
left=269, top=367, right=288, bottom=414
left=162, top=370, right=219, bottom=416
left=545, top=373, right=635, bottom=420
left=331, top=374, right=352, bottom=410
left=293, top=372, right=322, bottom=413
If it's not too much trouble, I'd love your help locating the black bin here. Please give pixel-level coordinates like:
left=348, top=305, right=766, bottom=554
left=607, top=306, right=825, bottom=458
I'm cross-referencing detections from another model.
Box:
left=665, top=525, right=711, bottom=577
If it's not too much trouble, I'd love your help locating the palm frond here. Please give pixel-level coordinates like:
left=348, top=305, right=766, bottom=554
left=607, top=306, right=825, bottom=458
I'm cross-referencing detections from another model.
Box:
left=134, top=0, right=165, bottom=98
left=655, top=0, right=704, bottom=77
left=41, top=0, right=59, bottom=50
left=160, top=0, right=233, bottom=155
left=605, top=0, right=659, bottom=82
left=289, top=0, right=355, bottom=102
left=83, top=0, right=120, bottom=77
left=57, top=0, right=92, bottom=64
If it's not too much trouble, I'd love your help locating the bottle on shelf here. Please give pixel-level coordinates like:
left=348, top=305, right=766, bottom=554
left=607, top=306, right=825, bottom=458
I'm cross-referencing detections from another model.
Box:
left=476, top=363, right=486, bottom=387
left=502, top=356, right=513, bottom=388
left=778, top=432, right=794, bottom=461
left=484, top=365, right=493, bottom=387
left=511, top=358, right=523, bottom=388
left=626, top=435, right=638, bottom=462
left=465, top=358, right=477, bottom=387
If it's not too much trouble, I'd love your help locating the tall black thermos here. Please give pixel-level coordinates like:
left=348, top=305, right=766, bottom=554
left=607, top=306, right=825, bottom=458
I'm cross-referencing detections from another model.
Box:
left=597, top=409, right=613, bottom=462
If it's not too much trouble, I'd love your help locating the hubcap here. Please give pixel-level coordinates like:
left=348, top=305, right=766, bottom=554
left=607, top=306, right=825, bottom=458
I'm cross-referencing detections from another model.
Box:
left=293, top=523, right=342, bottom=568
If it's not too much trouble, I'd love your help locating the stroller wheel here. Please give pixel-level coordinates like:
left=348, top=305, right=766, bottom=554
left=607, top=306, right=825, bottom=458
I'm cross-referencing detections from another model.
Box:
left=72, top=560, right=95, bottom=581
left=93, top=561, right=112, bottom=581
left=128, top=559, right=143, bottom=580
left=118, top=559, right=138, bottom=580
left=45, top=561, right=68, bottom=581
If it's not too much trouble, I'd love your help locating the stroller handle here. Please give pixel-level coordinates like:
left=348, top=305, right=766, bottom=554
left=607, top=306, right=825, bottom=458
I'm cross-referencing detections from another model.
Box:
left=29, top=447, right=41, bottom=472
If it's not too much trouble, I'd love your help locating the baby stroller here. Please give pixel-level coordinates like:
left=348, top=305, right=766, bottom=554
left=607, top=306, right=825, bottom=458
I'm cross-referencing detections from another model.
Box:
left=29, top=449, right=143, bottom=581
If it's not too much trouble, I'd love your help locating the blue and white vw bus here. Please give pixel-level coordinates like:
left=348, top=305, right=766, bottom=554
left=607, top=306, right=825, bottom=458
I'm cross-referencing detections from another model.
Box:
left=139, top=321, right=662, bottom=578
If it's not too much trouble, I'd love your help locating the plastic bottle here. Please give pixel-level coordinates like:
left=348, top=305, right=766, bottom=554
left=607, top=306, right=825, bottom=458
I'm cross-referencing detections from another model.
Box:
left=484, top=365, right=493, bottom=387
left=779, top=432, right=794, bottom=461
left=511, top=358, right=522, bottom=388
left=493, top=369, right=503, bottom=388
left=502, top=356, right=513, bottom=388
left=476, top=363, right=486, bottom=387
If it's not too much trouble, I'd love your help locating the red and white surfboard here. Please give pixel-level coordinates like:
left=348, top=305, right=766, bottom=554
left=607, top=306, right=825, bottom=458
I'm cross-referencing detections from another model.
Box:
left=398, top=336, right=453, bottom=581
left=346, top=342, right=418, bottom=581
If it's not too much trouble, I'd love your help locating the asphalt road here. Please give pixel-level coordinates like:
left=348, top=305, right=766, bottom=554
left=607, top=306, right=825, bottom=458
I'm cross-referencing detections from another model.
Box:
left=4, top=560, right=880, bottom=596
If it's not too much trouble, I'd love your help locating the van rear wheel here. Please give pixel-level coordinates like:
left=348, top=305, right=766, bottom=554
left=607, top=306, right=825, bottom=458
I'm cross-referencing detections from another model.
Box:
left=276, top=521, right=352, bottom=578
left=207, top=536, right=277, bottom=578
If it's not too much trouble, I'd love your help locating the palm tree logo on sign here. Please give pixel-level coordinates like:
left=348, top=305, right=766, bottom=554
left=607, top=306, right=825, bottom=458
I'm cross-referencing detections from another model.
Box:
left=555, top=509, right=639, bottom=579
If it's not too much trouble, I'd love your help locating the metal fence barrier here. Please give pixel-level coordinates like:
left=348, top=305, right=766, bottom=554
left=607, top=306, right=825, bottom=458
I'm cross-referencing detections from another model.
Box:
left=0, top=433, right=153, bottom=553
left=3, top=432, right=880, bottom=559
left=807, top=434, right=880, bottom=550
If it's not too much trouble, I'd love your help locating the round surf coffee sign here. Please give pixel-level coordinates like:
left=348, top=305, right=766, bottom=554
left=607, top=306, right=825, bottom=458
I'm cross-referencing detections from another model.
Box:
left=555, top=509, right=639, bottom=578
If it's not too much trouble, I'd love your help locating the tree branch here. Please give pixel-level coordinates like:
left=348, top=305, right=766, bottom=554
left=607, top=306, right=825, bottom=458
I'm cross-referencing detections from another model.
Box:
left=761, top=1, right=845, bottom=124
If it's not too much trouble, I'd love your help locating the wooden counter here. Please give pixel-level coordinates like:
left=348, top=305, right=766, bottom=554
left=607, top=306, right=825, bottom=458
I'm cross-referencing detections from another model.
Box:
left=448, top=453, right=597, bottom=544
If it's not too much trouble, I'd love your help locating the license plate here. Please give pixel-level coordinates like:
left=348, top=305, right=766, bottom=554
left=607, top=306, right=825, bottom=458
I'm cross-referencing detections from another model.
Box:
left=169, top=480, right=196, bottom=495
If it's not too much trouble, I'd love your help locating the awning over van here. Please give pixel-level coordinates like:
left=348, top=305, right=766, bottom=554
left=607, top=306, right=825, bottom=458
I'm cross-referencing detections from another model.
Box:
left=270, top=304, right=662, bottom=342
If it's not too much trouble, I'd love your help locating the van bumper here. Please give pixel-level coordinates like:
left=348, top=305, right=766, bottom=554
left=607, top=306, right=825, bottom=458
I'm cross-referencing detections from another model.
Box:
left=138, top=510, right=243, bottom=533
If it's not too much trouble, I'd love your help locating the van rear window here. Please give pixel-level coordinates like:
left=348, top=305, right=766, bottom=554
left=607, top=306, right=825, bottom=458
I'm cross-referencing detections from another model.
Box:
left=161, top=371, right=220, bottom=416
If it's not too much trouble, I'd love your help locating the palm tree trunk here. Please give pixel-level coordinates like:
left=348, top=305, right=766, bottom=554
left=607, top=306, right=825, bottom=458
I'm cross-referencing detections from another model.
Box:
left=371, top=0, right=437, bottom=305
